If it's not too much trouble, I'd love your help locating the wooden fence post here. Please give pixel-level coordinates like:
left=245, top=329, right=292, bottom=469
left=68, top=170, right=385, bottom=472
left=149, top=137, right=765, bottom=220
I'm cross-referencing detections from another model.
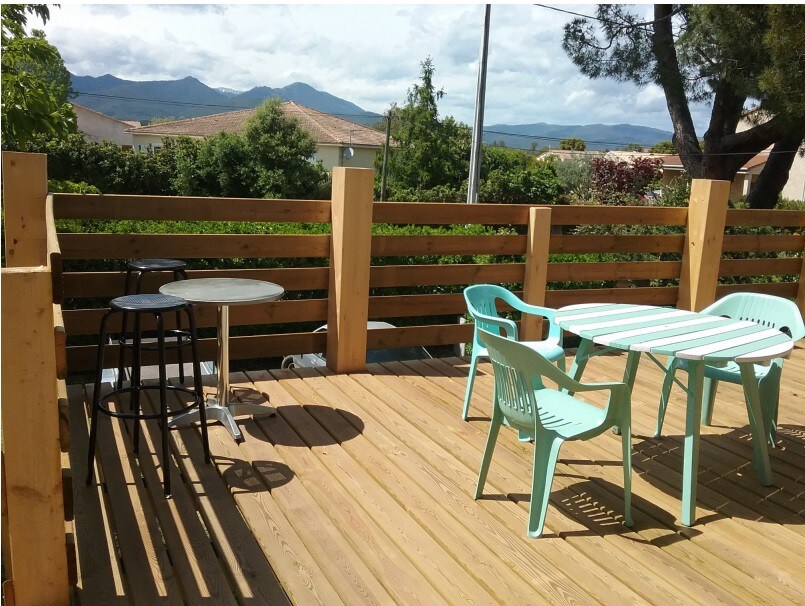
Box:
left=521, top=207, right=552, bottom=341
left=677, top=179, right=730, bottom=311
left=326, top=167, right=375, bottom=372
left=2, top=152, right=49, bottom=267
left=1, top=267, right=70, bottom=606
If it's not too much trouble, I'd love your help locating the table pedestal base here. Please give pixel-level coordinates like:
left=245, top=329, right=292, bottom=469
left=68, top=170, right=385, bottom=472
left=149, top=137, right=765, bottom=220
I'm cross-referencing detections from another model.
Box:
left=169, top=399, right=276, bottom=441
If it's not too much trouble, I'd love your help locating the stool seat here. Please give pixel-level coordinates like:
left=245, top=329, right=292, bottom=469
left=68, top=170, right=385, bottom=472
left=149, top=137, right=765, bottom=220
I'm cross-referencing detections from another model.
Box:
left=111, top=294, right=187, bottom=313
left=128, top=258, right=186, bottom=271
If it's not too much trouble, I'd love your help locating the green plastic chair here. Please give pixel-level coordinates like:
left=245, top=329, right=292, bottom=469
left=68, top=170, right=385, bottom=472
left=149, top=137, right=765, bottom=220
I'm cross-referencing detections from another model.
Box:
left=463, top=284, right=564, bottom=421
left=476, top=328, right=633, bottom=538
left=656, top=292, right=804, bottom=443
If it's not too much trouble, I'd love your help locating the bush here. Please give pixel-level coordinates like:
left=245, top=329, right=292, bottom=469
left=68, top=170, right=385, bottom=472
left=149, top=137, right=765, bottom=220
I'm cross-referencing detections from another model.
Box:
left=554, top=154, right=596, bottom=202
left=478, top=161, right=562, bottom=204
left=590, top=157, right=662, bottom=204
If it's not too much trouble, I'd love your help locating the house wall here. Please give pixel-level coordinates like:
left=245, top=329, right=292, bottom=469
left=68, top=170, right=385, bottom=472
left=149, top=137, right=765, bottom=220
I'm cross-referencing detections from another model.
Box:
left=75, top=105, right=134, bottom=147
left=131, top=133, right=381, bottom=172
left=737, top=114, right=804, bottom=201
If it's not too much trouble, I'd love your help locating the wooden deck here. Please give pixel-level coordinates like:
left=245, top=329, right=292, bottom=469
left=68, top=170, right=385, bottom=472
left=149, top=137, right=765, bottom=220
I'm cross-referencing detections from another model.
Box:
left=68, top=347, right=805, bottom=606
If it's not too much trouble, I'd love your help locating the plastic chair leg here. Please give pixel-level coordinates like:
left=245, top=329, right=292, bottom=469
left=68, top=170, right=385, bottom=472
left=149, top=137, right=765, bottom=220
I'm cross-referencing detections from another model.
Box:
left=758, top=366, right=782, bottom=446
left=527, top=433, right=562, bottom=538
left=655, top=360, right=677, bottom=438
left=462, top=353, right=480, bottom=421
left=621, top=423, right=633, bottom=528
left=474, top=407, right=502, bottom=499
left=701, top=377, right=719, bottom=426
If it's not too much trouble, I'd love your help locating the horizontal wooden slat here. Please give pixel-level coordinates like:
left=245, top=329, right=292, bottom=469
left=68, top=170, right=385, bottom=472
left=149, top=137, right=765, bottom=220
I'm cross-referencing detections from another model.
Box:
left=718, top=257, right=802, bottom=278
left=372, top=203, right=688, bottom=226
left=716, top=281, right=799, bottom=298
left=62, top=267, right=329, bottom=298
left=551, top=235, right=684, bottom=254
left=63, top=299, right=328, bottom=336
left=370, top=263, right=525, bottom=287
left=725, top=208, right=805, bottom=228
left=59, top=234, right=330, bottom=259
left=546, top=286, right=680, bottom=307
left=722, top=234, right=805, bottom=253
left=365, top=323, right=473, bottom=349
left=66, top=331, right=327, bottom=372
left=53, top=193, right=332, bottom=223
left=369, top=293, right=468, bottom=319
left=370, top=234, right=684, bottom=257
left=371, top=235, right=526, bottom=256
left=548, top=260, right=681, bottom=281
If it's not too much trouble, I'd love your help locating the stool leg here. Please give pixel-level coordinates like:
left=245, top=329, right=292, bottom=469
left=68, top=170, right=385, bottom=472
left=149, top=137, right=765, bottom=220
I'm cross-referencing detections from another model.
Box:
left=174, top=271, right=185, bottom=384
left=186, top=305, right=210, bottom=463
left=156, top=313, right=171, bottom=497
left=87, top=311, right=112, bottom=486
left=131, top=313, right=143, bottom=454
left=116, top=268, right=133, bottom=390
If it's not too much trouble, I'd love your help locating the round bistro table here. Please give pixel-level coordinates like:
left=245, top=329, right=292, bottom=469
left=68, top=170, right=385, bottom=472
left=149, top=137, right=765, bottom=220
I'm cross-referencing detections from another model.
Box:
left=160, top=278, right=285, bottom=441
left=555, top=302, right=794, bottom=526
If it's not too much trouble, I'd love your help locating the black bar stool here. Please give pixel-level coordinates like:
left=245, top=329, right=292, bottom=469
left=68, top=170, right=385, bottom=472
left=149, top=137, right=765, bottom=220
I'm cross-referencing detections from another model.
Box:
left=87, top=293, right=209, bottom=497
left=117, top=259, right=188, bottom=389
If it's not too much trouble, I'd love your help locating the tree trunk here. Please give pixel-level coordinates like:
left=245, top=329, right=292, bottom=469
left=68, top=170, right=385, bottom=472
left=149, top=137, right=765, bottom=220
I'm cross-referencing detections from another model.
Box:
left=745, top=133, right=804, bottom=209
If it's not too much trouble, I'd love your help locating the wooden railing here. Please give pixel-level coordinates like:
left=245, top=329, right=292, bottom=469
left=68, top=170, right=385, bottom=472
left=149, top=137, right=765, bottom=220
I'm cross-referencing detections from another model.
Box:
left=2, top=152, right=71, bottom=606
left=2, top=150, right=804, bottom=603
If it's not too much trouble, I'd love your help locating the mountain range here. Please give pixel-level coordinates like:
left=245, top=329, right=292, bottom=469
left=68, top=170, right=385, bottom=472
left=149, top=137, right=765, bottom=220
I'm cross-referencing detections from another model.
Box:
left=70, top=73, right=380, bottom=125
left=70, top=73, right=673, bottom=147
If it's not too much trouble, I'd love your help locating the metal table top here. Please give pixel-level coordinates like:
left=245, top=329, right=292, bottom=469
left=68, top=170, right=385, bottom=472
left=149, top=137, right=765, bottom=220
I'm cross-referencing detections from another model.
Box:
left=160, top=278, right=284, bottom=306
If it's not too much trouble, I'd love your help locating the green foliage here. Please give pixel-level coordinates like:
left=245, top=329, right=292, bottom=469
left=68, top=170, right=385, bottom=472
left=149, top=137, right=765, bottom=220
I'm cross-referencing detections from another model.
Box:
left=554, top=154, right=596, bottom=202
left=649, top=140, right=676, bottom=154
left=1, top=5, right=76, bottom=148
left=48, top=179, right=101, bottom=194
left=559, top=138, right=586, bottom=151
left=621, top=143, right=644, bottom=152
left=479, top=161, right=562, bottom=205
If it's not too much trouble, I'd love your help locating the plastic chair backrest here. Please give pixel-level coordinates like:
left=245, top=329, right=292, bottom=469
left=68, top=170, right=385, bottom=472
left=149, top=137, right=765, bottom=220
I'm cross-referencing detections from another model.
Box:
left=702, top=293, right=805, bottom=341
left=479, top=328, right=560, bottom=431
left=464, top=284, right=520, bottom=348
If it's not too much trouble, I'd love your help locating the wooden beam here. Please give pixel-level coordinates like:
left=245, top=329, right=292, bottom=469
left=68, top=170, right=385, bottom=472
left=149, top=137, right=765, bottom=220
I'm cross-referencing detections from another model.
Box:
left=521, top=207, right=551, bottom=341
left=326, top=167, right=374, bottom=372
left=1, top=267, right=70, bottom=606
left=677, top=179, right=730, bottom=311
left=2, top=152, right=48, bottom=267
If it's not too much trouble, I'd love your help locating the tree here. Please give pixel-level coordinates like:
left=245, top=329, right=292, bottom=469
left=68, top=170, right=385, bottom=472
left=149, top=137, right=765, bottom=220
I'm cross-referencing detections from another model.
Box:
left=649, top=140, right=676, bottom=154
left=621, top=143, right=645, bottom=152
left=560, top=137, right=586, bottom=151
left=562, top=5, right=805, bottom=208
left=1, top=5, right=76, bottom=148
left=381, top=58, right=471, bottom=195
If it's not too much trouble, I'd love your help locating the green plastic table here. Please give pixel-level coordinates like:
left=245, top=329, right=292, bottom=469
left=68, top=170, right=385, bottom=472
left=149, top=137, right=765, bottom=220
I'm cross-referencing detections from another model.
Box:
left=555, top=303, right=794, bottom=526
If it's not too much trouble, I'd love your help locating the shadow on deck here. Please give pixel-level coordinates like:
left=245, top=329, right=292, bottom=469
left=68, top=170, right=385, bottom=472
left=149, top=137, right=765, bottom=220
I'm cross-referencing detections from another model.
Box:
left=68, top=347, right=805, bottom=605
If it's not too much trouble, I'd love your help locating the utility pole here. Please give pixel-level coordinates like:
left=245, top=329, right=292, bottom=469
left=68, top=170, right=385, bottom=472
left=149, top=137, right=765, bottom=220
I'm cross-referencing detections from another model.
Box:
left=467, top=4, right=491, bottom=204
left=380, top=109, right=392, bottom=201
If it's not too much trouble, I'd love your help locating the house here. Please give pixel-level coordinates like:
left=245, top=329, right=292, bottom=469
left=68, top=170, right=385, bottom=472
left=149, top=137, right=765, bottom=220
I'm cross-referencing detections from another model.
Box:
left=737, top=110, right=804, bottom=201
left=72, top=103, right=141, bottom=148
left=125, top=102, right=387, bottom=170
left=540, top=148, right=769, bottom=200
left=658, top=154, right=767, bottom=200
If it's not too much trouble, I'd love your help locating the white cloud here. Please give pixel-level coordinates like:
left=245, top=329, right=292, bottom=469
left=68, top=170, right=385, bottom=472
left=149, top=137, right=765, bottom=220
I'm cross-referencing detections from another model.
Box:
left=42, top=3, right=712, bottom=133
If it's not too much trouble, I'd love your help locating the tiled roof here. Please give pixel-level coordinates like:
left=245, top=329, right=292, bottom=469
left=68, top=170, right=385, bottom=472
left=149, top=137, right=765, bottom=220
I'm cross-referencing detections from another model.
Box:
left=126, top=101, right=386, bottom=147
left=660, top=154, right=767, bottom=171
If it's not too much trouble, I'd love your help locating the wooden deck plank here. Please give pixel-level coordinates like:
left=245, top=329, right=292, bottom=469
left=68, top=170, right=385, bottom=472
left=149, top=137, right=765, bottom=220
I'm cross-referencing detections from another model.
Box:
left=84, top=384, right=185, bottom=606
left=244, top=375, right=501, bottom=606
left=67, top=385, right=129, bottom=606
left=257, top=368, right=604, bottom=606
left=368, top=361, right=773, bottom=606
left=462, top=358, right=805, bottom=602
left=69, top=350, right=804, bottom=606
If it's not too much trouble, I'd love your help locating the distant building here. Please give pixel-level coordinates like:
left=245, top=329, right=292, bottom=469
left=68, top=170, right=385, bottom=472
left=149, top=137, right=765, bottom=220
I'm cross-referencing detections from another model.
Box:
left=125, top=102, right=387, bottom=171
left=737, top=110, right=804, bottom=201
left=72, top=103, right=140, bottom=148
left=539, top=148, right=768, bottom=201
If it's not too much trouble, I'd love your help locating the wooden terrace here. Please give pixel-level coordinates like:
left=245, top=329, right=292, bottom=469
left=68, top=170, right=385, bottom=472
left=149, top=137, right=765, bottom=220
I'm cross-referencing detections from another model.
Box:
left=2, top=152, right=804, bottom=605
left=66, top=349, right=805, bottom=605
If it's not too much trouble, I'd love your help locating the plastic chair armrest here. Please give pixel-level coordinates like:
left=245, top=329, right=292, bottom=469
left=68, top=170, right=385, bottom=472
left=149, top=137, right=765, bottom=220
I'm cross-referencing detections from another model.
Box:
left=508, top=301, right=561, bottom=340
left=472, top=310, right=519, bottom=340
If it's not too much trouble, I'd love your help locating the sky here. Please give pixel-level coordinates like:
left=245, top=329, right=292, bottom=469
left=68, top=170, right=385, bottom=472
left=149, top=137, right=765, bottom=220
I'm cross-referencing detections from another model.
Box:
left=42, top=3, right=713, bottom=132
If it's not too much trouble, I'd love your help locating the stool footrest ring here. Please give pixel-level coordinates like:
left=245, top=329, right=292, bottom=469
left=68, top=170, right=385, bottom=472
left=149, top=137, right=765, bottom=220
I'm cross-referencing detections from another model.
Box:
left=95, top=384, right=203, bottom=420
